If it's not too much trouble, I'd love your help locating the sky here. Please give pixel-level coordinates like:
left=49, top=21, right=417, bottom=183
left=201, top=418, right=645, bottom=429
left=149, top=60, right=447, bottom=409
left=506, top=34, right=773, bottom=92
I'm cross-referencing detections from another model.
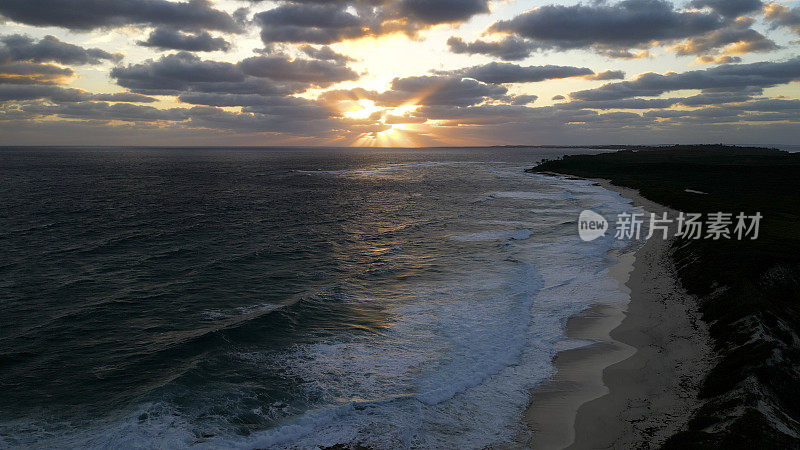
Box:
left=1, top=0, right=800, bottom=147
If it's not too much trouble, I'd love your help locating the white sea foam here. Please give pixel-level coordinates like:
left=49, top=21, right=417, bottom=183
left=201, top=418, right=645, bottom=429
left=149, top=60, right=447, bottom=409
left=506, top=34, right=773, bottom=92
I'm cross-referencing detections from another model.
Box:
left=204, top=174, right=642, bottom=449
left=482, top=191, right=574, bottom=202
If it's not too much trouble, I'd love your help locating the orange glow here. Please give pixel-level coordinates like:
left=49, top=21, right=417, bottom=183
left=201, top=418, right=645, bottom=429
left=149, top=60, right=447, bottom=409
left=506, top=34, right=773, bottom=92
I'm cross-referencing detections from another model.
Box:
left=342, top=97, right=426, bottom=146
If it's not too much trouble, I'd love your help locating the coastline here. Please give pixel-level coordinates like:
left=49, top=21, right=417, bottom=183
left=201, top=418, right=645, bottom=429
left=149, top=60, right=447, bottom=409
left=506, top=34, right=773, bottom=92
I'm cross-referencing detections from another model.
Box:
left=523, top=178, right=715, bottom=449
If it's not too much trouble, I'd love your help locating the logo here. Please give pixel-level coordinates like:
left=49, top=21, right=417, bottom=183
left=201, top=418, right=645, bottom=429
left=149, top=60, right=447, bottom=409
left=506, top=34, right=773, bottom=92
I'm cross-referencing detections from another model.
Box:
left=578, top=210, right=608, bottom=242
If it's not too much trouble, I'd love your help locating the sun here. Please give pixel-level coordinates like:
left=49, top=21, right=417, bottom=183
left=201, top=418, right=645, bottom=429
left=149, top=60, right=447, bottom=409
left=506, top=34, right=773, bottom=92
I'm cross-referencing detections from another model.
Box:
left=343, top=99, right=383, bottom=120
left=343, top=99, right=424, bottom=147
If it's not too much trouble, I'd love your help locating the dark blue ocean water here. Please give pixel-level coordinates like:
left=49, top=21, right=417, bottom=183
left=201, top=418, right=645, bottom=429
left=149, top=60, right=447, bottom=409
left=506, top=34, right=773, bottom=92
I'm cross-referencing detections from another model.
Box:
left=0, top=147, right=636, bottom=448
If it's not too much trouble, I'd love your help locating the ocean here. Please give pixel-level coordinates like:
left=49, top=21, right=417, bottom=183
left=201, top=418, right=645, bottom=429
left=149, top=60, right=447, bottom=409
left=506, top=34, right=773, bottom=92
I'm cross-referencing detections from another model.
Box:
left=0, top=147, right=639, bottom=448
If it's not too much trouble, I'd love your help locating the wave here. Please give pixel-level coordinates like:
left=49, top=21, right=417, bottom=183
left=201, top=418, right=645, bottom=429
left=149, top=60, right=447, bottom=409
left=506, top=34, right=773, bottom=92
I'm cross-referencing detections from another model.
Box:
left=294, top=161, right=481, bottom=177
left=450, top=229, right=533, bottom=242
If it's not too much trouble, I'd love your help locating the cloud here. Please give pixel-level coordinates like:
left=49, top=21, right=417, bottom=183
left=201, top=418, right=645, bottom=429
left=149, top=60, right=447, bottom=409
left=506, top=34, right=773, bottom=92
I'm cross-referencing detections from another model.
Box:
left=764, top=3, right=800, bottom=35
left=396, top=0, right=489, bottom=25
left=384, top=112, right=428, bottom=124
left=177, top=93, right=284, bottom=107
left=0, top=84, right=158, bottom=104
left=489, top=0, right=725, bottom=57
left=111, top=52, right=245, bottom=94
left=559, top=97, right=679, bottom=110
left=558, top=89, right=761, bottom=110
left=91, top=92, right=158, bottom=103
left=0, top=0, right=241, bottom=32
left=0, top=62, right=74, bottom=85
left=676, top=90, right=757, bottom=106
left=299, top=45, right=355, bottom=64
left=137, top=28, right=231, bottom=52
left=383, top=75, right=507, bottom=106
left=446, top=36, right=536, bottom=61
left=670, top=17, right=778, bottom=58
left=443, top=62, right=594, bottom=84
left=111, top=52, right=349, bottom=96
left=0, top=84, right=87, bottom=102
left=694, top=55, right=742, bottom=65
left=239, top=55, right=358, bottom=86
left=322, top=75, right=508, bottom=107
left=177, top=94, right=334, bottom=123
left=254, top=0, right=492, bottom=45
left=22, top=101, right=190, bottom=122
left=586, top=70, right=626, bottom=80
left=504, top=94, right=538, bottom=105
left=570, top=57, right=800, bottom=101
left=0, top=34, right=122, bottom=85
left=254, top=3, right=370, bottom=44
left=0, top=34, right=122, bottom=66
left=689, top=0, right=763, bottom=18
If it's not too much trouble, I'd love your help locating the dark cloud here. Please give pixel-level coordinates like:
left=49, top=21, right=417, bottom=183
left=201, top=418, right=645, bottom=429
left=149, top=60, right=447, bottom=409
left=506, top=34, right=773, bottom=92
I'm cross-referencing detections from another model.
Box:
left=383, top=75, right=506, bottom=106
left=397, top=0, right=489, bottom=25
left=443, top=62, right=594, bottom=84
left=506, top=94, right=538, bottom=105
left=177, top=93, right=334, bottom=124
left=552, top=95, right=565, bottom=101
left=254, top=0, right=491, bottom=45
left=446, top=36, right=536, bottom=61
left=239, top=55, right=358, bottom=86
left=559, top=98, right=678, bottom=110
left=0, top=84, right=87, bottom=102
left=111, top=51, right=357, bottom=103
left=111, top=52, right=245, bottom=94
left=570, top=57, right=800, bottom=101
left=586, top=70, right=626, bottom=80
left=676, top=91, right=756, bottom=106
left=0, top=85, right=157, bottom=104
left=670, top=17, right=777, bottom=58
left=177, top=93, right=283, bottom=107
left=558, top=90, right=760, bottom=110
left=242, top=97, right=333, bottom=121
left=764, top=4, right=800, bottom=35
left=689, top=0, right=763, bottom=18
left=3, top=97, right=341, bottom=137
left=415, top=104, right=653, bottom=131
left=0, top=0, right=241, bottom=32
left=137, top=28, right=231, bottom=52
left=0, top=34, right=121, bottom=65
left=91, top=92, right=158, bottom=103
left=24, top=101, right=189, bottom=122
left=489, top=0, right=725, bottom=57
left=0, top=62, right=73, bottom=85
left=183, top=103, right=345, bottom=136
left=299, top=45, right=354, bottom=64
left=254, top=3, right=369, bottom=44
left=643, top=107, right=742, bottom=122
left=738, top=99, right=800, bottom=111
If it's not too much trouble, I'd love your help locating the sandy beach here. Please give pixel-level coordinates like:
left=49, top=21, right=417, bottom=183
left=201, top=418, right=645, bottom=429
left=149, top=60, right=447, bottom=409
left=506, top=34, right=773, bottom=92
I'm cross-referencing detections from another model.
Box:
left=523, top=180, right=716, bottom=449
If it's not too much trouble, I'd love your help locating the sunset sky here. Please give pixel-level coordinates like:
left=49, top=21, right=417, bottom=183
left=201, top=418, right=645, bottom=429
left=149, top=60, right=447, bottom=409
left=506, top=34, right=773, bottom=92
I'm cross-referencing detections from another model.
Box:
left=2, top=0, right=800, bottom=146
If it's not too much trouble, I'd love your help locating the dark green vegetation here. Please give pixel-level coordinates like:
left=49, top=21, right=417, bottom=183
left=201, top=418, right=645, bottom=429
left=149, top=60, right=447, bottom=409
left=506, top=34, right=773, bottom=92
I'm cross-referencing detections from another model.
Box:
left=528, top=145, right=800, bottom=448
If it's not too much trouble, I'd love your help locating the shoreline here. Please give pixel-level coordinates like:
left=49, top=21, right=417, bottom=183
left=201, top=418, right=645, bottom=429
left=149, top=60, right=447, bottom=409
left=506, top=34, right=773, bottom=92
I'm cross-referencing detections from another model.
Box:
left=523, top=178, right=714, bottom=449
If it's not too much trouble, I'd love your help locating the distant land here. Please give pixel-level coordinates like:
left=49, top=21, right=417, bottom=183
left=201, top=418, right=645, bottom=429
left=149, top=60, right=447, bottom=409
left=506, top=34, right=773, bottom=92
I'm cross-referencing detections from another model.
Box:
left=528, top=144, right=800, bottom=447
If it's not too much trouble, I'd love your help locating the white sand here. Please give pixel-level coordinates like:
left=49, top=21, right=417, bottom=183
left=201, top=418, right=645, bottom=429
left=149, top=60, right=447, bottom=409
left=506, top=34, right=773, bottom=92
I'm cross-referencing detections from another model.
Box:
left=522, top=179, right=715, bottom=449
